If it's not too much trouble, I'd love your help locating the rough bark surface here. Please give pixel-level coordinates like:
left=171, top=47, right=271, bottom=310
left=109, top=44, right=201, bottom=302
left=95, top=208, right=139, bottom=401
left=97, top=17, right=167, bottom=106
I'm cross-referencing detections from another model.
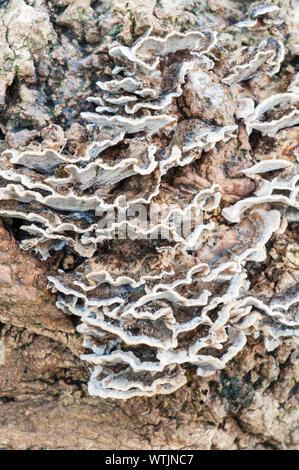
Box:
left=0, top=0, right=298, bottom=449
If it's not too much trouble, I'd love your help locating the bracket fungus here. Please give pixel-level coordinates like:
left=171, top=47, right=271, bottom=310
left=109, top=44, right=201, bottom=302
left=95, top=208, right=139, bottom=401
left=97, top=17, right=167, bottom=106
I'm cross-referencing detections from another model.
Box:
left=0, top=25, right=298, bottom=399
left=235, top=2, right=285, bottom=30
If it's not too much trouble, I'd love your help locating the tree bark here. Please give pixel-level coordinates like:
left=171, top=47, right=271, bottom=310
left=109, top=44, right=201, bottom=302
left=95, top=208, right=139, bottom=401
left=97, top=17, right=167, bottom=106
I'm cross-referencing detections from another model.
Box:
left=0, top=0, right=298, bottom=450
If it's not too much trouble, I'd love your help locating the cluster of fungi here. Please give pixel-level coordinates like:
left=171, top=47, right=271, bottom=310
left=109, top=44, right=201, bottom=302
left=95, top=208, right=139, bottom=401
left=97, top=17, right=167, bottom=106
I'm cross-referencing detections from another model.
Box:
left=0, top=3, right=298, bottom=398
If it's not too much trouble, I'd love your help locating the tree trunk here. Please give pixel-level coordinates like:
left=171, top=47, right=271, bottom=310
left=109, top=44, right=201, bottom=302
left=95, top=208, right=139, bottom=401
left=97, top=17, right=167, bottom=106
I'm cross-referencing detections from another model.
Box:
left=0, top=0, right=298, bottom=450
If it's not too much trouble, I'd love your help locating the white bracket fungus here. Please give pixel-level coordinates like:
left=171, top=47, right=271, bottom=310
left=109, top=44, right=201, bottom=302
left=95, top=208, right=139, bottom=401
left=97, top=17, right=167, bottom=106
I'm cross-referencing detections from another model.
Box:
left=0, top=24, right=298, bottom=399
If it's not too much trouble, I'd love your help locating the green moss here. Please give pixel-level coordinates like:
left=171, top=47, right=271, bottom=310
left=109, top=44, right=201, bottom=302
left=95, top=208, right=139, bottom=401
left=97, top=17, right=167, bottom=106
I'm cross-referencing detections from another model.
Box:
left=220, top=372, right=254, bottom=409
left=108, top=23, right=123, bottom=38
left=126, top=3, right=133, bottom=21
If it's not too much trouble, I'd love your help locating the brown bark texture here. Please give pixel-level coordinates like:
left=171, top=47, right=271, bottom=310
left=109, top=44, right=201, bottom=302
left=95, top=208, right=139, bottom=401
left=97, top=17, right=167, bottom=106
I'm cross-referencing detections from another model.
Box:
left=0, top=0, right=298, bottom=450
